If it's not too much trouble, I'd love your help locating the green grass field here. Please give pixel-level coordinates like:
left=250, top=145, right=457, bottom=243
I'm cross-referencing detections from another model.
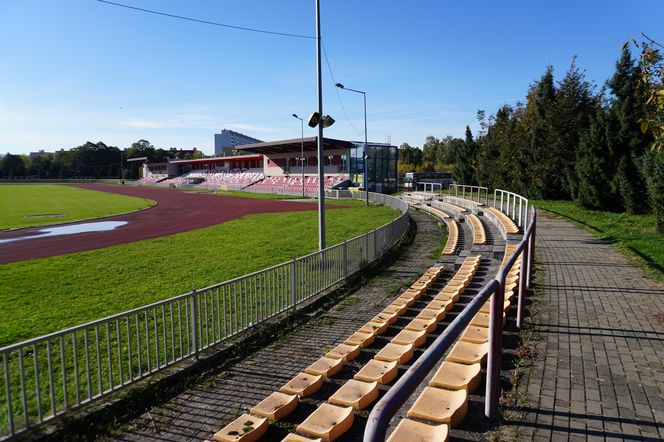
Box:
left=0, top=200, right=398, bottom=346
left=533, top=200, right=664, bottom=283
left=0, top=184, right=154, bottom=230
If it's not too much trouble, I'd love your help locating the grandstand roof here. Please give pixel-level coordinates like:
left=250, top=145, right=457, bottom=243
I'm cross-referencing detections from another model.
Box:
left=235, top=137, right=353, bottom=155
left=168, top=154, right=262, bottom=165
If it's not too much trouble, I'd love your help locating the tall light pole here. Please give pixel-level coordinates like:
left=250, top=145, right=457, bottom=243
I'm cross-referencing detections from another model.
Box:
left=315, top=0, right=325, bottom=250
left=292, top=113, right=305, bottom=197
left=335, top=83, right=369, bottom=206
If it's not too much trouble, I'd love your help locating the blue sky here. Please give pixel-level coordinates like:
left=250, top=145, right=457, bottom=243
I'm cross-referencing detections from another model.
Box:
left=1, top=0, right=662, bottom=155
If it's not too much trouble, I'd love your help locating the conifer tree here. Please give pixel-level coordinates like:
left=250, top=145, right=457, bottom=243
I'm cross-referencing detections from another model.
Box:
left=454, top=126, right=477, bottom=185
left=606, top=47, right=650, bottom=213
left=575, top=108, right=616, bottom=209
left=551, top=57, right=600, bottom=199
left=525, top=66, right=559, bottom=198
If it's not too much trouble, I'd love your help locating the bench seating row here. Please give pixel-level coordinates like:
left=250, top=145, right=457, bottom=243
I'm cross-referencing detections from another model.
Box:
left=213, top=257, right=480, bottom=441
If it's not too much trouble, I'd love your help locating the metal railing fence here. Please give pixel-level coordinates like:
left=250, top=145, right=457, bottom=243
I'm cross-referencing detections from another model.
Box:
left=364, top=195, right=537, bottom=441
left=494, top=188, right=529, bottom=228
left=450, top=183, right=490, bottom=205
left=0, top=193, right=409, bottom=440
left=418, top=182, right=444, bottom=193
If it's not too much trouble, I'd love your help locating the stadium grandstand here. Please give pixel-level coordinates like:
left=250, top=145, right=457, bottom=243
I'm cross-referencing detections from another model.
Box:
left=140, top=137, right=398, bottom=195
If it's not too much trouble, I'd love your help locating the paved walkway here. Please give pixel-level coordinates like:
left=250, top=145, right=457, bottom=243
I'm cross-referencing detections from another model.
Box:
left=106, top=210, right=443, bottom=441
left=512, top=214, right=664, bottom=441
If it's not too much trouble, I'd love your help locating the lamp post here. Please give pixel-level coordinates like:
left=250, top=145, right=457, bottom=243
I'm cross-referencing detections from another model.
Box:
left=335, top=82, right=369, bottom=206
left=292, top=113, right=305, bottom=197
left=315, top=0, right=325, bottom=250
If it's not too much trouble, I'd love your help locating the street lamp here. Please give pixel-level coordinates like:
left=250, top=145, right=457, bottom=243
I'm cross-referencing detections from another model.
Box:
left=292, top=113, right=305, bottom=197
left=335, top=82, right=369, bottom=206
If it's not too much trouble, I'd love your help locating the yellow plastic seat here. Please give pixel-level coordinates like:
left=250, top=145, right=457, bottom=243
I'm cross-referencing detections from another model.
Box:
left=361, top=320, right=388, bottom=335
left=280, top=373, right=324, bottom=397
left=480, top=299, right=510, bottom=314
left=428, top=298, right=454, bottom=312
left=354, top=359, right=398, bottom=384
left=449, top=276, right=471, bottom=288
left=214, top=413, right=268, bottom=442
left=374, top=342, right=414, bottom=364
left=296, top=403, right=354, bottom=442
left=391, top=297, right=414, bottom=309
left=407, top=387, right=468, bottom=427
left=445, top=283, right=466, bottom=295
left=391, top=328, right=427, bottom=347
left=446, top=341, right=489, bottom=365
left=470, top=312, right=490, bottom=328
left=327, top=343, right=361, bottom=361
left=405, top=317, right=438, bottom=334
left=281, top=434, right=322, bottom=442
left=435, top=290, right=460, bottom=303
left=250, top=391, right=299, bottom=419
left=373, top=310, right=398, bottom=325
left=328, top=379, right=379, bottom=410
left=429, top=361, right=482, bottom=393
left=401, top=288, right=423, bottom=299
left=386, top=419, right=449, bottom=442
left=417, top=307, right=446, bottom=322
left=344, top=331, right=375, bottom=348
left=304, top=356, right=344, bottom=378
left=460, top=325, right=489, bottom=344
left=382, top=304, right=407, bottom=316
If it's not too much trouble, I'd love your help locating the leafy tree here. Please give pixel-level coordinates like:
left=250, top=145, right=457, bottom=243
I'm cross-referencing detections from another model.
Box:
left=634, top=35, right=664, bottom=150
left=397, top=143, right=423, bottom=168
left=454, top=126, right=477, bottom=185
left=641, top=149, right=664, bottom=233
left=0, top=153, right=26, bottom=177
left=422, top=136, right=440, bottom=165
left=634, top=35, right=664, bottom=232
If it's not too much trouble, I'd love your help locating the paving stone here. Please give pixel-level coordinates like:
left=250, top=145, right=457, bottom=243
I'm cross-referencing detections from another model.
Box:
left=507, top=214, right=664, bottom=442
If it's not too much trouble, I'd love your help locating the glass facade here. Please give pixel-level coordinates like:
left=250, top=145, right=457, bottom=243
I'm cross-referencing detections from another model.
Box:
left=350, top=142, right=398, bottom=194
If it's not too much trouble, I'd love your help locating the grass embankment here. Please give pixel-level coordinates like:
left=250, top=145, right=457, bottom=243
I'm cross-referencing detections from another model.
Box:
left=533, top=200, right=664, bottom=283
left=0, top=184, right=154, bottom=230
left=0, top=200, right=399, bottom=346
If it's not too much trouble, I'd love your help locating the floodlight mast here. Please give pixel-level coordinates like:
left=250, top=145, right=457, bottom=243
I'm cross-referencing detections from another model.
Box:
left=315, top=0, right=325, bottom=250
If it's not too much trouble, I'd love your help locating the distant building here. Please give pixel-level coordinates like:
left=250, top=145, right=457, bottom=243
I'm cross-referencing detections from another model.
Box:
left=29, top=150, right=52, bottom=158
left=214, top=129, right=262, bottom=157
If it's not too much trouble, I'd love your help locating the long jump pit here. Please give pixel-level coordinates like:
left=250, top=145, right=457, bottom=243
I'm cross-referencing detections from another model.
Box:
left=0, top=184, right=344, bottom=265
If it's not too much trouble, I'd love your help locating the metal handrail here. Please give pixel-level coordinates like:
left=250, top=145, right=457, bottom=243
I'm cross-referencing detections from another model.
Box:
left=0, top=192, right=409, bottom=440
left=450, top=183, right=489, bottom=205
left=364, top=280, right=499, bottom=442
left=493, top=188, right=529, bottom=228
left=364, top=202, right=536, bottom=441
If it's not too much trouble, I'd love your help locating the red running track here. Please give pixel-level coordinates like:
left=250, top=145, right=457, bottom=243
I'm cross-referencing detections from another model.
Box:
left=0, top=184, right=343, bottom=264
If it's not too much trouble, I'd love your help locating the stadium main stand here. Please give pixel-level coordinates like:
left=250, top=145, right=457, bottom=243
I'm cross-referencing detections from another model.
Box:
left=246, top=175, right=346, bottom=196
left=137, top=174, right=167, bottom=184
left=198, top=170, right=264, bottom=190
